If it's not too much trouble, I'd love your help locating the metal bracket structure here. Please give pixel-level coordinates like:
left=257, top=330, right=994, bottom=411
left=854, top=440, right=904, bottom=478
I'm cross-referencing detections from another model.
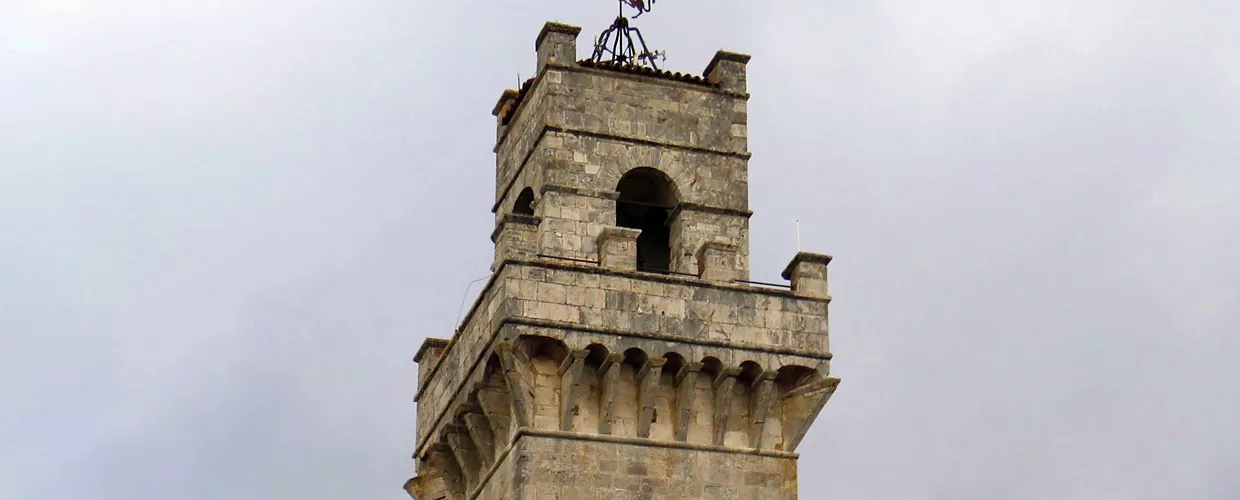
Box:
left=590, top=0, right=666, bottom=69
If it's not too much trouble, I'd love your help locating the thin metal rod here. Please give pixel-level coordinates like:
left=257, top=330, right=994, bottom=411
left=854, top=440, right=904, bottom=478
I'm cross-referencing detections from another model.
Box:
left=617, top=199, right=676, bottom=210
left=455, top=273, right=494, bottom=327
left=735, top=279, right=792, bottom=289
left=537, top=253, right=601, bottom=265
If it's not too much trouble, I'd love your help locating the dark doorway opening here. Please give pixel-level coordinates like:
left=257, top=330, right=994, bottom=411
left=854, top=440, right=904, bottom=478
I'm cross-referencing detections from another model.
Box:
left=616, top=168, right=677, bottom=273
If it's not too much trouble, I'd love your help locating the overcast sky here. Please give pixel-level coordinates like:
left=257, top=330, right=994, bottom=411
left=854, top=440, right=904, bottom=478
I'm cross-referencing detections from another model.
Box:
left=2, top=0, right=1237, bottom=498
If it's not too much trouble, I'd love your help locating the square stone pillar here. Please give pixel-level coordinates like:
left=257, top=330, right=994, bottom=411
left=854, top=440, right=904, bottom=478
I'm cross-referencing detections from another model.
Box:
left=491, top=89, right=520, bottom=141
left=414, top=338, right=450, bottom=390
left=704, top=50, right=751, bottom=94
left=536, top=22, right=581, bottom=72
left=697, top=241, right=740, bottom=283
left=782, top=251, right=833, bottom=299
left=597, top=226, right=641, bottom=271
left=491, top=214, right=541, bottom=271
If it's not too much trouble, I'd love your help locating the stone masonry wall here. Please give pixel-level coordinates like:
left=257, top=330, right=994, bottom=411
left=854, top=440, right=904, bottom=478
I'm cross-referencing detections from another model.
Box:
left=413, top=258, right=835, bottom=469
left=494, top=66, right=749, bottom=215
left=533, top=188, right=617, bottom=263
left=669, top=207, right=749, bottom=278
left=504, top=262, right=827, bottom=355
left=413, top=273, right=511, bottom=450
left=490, top=39, right=753, bottom=279
left=505, top=434, right=798, bottom=500
left=495, top=78, right=553, bottom=208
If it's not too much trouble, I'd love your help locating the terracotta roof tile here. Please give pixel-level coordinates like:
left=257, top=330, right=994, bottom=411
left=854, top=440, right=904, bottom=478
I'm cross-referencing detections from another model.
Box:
left=500, top=78, right=537, bottom=126
left=499, top=62, right=715, bottom=125
left=576, top=59, right=714, bottom=86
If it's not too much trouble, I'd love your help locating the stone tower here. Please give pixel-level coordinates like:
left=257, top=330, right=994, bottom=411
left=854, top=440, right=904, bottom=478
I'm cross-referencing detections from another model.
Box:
left=406, top=21, right=840, bottom=500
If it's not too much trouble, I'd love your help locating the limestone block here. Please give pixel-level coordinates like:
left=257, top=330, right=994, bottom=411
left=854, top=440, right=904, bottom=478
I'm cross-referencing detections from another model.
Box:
left=535, top=22, right=581, bottom=72
left=705, top=50, right=751, bottom=94
left=697, top=241, right=741, bottom=283
left=781, top=251, right=833, bottom=299
left=671, top=208, right=751, bottom=279
left=597, top=226, right=641, bottom=271
left=413, top=338, right=450, bottom=387
left=491, top=214, right=540, bottom=271
left=558, top=349, right=589, bottom=431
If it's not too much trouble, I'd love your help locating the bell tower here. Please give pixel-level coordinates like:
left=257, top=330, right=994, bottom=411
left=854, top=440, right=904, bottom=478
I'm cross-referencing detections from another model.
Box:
left=407, top=20, right=840, bottom=500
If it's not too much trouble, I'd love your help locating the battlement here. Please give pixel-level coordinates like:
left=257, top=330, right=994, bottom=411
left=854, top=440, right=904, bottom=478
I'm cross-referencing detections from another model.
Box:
left=409, top=251, right=835, bottom=499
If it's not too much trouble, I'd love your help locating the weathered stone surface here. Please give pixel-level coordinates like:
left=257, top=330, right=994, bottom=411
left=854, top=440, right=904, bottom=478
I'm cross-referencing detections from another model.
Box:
left=490, top=19, right=754, bottom=283
left=704, top=50, right=751, bottom=94
left=535, top=22, right=581, bottom=72
left=782, top=251, right=833, bottom=299
left=697, top=241, right=741, bottom=283
left=491, top=214, right=541, bottom=272
left=407, top=20, right=838, bottom=500
left=597, top=226, right=641, bottom=271
left=501, top=432, right=798, bottom=500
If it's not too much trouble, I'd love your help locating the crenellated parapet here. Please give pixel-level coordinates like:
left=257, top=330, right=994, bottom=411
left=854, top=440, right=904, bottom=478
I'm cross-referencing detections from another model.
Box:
left=408, top=246, right=837, bottom=499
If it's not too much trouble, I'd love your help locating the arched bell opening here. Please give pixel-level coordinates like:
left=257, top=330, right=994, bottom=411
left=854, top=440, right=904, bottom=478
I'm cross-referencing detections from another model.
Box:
left=513, top=187, right=536, bottom=216
left=616, top=167, right=679, bottom=273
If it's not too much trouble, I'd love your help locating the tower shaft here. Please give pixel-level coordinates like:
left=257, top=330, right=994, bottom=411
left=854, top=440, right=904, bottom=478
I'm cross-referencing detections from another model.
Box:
left=407, top=22, right=839, bottom=500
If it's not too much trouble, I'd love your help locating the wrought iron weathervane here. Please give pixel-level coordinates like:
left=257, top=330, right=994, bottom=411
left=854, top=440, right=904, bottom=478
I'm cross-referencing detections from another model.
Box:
left=590, top=0, right=666, bottom=69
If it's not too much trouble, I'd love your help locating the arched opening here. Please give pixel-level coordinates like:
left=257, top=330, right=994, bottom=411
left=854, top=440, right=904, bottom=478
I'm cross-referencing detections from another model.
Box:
left=700, top=357, right=724, bottom=380
left=616, top=168, right=678, bottom=273
left=623, top=347, right=650, bottom=370
left=775, top=365, right=819, bottom=393
left=517, top=335, right=567, bottom=365
left=661, top=352, right=686, bottom=378
left=513, top=187, right=535, bottom=216
left=585, top=344, right=611, bottom=367
left=738, top=361, right=764, bottom=387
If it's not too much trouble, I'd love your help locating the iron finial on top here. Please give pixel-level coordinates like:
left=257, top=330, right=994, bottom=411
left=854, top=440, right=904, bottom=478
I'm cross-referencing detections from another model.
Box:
left=624, top=0, right=654, bottom=18
left=590, top=0, right=666, bottom=69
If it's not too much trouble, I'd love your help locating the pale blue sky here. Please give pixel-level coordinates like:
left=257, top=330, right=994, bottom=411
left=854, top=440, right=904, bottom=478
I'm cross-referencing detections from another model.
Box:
left=2, top=1, right=1238, bottom=498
